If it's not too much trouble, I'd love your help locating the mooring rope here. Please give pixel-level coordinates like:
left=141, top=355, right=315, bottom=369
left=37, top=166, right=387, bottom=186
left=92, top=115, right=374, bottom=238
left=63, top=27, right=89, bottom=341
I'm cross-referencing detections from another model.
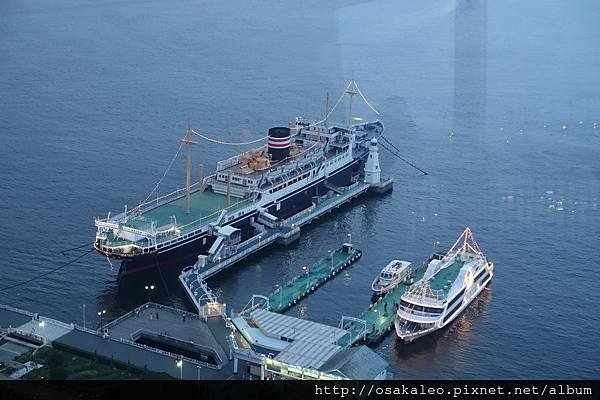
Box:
left=0, top=248, right=95, bottom=292
left=60, top=241, right=95, bottom=256
left=379, top=136, right=428, bottom=175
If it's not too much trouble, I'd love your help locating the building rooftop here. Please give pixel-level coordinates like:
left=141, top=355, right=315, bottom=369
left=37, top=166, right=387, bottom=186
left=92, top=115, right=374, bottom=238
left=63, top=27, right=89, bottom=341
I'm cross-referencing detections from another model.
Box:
left=320, top=345, right=388, bottom=380
left=250, top=308, right=347, bottom=344
left=234, top=309, right=349, bottom=370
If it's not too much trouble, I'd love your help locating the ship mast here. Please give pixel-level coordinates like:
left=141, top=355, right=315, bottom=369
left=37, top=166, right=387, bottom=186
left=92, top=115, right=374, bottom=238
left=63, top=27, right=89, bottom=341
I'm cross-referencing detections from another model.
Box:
left=182, top=121, right=197, bottom=214
left=346, top=80, right=358, bottom=129
left=198, top=163, right=205, bottom=195
left=324, top=92, right=330, bottom=128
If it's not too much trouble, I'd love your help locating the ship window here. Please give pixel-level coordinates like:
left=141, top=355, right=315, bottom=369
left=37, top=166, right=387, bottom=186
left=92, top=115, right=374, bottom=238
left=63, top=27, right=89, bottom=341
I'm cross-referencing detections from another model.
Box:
left=473, top=266, right=489, bottom=281
left=477, top=271, right=490, bottom=285
left=400, top=300, right=444, bottom=314
left=443, top=308, right=461, bottom=323
left=447, top=288, right=465, bottom=309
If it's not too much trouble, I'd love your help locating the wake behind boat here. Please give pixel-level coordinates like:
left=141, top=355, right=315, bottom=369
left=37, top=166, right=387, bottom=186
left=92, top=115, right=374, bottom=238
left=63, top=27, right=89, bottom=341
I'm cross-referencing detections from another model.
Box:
left=394, top=227, right=494, bottom=342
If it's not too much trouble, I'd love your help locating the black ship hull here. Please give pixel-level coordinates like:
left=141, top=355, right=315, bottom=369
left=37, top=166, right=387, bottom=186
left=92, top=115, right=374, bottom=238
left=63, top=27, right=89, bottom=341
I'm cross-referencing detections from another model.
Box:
left=115, top=155, right=366, bottom=277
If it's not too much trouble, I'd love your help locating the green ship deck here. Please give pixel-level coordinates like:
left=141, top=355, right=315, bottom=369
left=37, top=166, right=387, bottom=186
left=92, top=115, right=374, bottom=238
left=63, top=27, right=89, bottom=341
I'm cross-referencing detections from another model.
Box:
left=128, top=190, right=248, bottom=231
left=266, top=248, right=362, bottom=313
left=101, top=190, right=252, bottom=247
left=428, top=259, right=465, bottom=293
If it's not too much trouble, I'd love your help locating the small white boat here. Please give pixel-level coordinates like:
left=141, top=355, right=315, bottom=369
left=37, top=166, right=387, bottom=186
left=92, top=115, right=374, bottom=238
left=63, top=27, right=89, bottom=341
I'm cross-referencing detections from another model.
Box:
left=371, top=260, right=412, bottom=296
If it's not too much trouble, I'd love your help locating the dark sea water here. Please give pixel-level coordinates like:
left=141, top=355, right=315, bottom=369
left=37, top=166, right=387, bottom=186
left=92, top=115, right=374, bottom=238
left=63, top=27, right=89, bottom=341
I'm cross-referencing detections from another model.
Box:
left=1, top=0, right=599, bottom=379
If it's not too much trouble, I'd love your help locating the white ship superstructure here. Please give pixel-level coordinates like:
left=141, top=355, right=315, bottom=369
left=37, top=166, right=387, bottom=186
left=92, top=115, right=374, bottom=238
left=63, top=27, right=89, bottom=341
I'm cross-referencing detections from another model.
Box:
left=394, top=228, right=494, bottom=342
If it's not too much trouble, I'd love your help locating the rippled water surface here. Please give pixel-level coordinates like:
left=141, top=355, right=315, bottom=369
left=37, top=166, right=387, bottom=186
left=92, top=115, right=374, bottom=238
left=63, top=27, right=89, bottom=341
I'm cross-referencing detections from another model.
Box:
left=1, top=0, right=599, bottom=379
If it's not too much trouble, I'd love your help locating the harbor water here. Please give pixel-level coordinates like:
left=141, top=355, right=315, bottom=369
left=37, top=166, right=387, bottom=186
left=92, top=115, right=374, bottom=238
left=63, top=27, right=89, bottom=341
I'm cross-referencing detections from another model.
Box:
left=1, top=0, right=599, bottom=379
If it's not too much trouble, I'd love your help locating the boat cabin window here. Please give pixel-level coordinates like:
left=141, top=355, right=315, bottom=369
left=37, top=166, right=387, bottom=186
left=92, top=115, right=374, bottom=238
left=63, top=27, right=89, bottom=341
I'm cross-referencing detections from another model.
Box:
left=400, top=300, right=444, bottom=314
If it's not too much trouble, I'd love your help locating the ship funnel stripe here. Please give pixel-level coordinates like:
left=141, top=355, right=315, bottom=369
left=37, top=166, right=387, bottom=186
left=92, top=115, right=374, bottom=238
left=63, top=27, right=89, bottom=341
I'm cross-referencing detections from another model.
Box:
left=268, top=139, right=291, bottom=147
left=268, top=136, right=291, bottom=143
left=268, top=142, right=291, bottom=149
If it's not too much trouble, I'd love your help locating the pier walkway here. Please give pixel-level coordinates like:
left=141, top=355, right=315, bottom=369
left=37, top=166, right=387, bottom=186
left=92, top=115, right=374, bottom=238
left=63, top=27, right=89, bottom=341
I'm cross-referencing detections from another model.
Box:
left=180, top=182, right=370, bottom=310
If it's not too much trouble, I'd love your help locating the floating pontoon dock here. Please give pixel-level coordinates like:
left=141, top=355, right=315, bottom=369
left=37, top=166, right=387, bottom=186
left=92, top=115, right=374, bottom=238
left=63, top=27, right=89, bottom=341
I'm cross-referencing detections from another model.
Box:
left=266, top=244, right=361, bottom=313
left=337, top=265, right=427, bottom=346
left=180, top=239, right=360, bottom=315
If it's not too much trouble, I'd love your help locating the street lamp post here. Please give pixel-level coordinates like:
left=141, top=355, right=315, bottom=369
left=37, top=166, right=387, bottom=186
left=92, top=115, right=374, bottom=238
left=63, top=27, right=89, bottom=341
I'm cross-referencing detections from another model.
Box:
left=144, top=284, right=156, bottom=303
left=97, top=310, right=107, bottom=332
left=275, top=284, right=282, bottom=308
left=196, top=365, right=201, bottom=381
left=176, top=359, right=183, bottom=379
left=303, top=266, right=309, bottom=291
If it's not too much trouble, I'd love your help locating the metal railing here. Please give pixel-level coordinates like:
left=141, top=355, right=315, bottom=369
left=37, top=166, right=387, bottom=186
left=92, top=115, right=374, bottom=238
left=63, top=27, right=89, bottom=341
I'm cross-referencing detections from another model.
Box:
left=98, top=192, right=254, bottom=249
left=104, top=302, right=201, bottom=330
left=0, top=304, right=36, bottom=317
left=40, top=317, right=76, bottom=331
left=283, top=182, right=368, bottom=227
left=74, top=325, right=102, bottom=336
left=196, top=233, right=279, bottom=280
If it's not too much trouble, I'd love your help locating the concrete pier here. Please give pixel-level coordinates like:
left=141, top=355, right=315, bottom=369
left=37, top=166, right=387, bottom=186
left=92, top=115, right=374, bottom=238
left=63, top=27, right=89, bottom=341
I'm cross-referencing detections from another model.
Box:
left=369, top=177, right=394, bottom=194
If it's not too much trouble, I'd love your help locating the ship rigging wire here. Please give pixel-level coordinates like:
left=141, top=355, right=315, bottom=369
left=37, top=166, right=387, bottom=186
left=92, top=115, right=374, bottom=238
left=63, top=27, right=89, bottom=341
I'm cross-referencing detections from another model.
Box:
left=0, top=248, right=95, bottom=292
left=189, top=129, right=267, bottom=146
left=187, top=80, right=364, bottom=146
left=133, top=80, right=381, bottom=210
left=139, top=140, right=184, bottom=206
left=354, top=81, right=380, bottom=115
